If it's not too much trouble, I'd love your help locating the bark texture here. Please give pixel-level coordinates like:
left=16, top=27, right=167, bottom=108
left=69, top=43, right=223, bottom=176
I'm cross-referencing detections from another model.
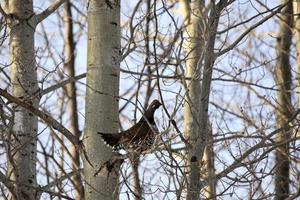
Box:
left=183, top=1, right=224, bottom=199
left=202, top=127, right=216, bottom=199
left=274, top=1, right=293, bottom=200
left=83, top=1, right=120, bottom=200
left=182, top=0, right=204, bottom=199
left=7, top=0, right=38, bottom=199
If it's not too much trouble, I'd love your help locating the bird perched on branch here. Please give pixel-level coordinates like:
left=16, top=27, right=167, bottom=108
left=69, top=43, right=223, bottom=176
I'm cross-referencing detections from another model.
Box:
left=98, top=100, right=162, bottom=153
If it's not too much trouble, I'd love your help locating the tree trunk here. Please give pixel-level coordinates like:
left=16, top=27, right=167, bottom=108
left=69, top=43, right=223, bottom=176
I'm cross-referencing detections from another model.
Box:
left=63, top=1, right=84, bottom=199
left=83, top=1, right=120, bottom=200
left=7, top=0, right=38, bottom=199
left=183, top=1, right=222, bottom=199
left=274, top=1, right=293, bottom=200
left=202, top=127, right=216, bottom=199
left=182, top=0, right=204, bottom=199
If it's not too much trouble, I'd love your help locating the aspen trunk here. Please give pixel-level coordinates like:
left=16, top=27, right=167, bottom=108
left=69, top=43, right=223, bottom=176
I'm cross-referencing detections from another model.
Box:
left=182, top=0, right=204, bottom=199
left=83, top=1, right=120, bottom=200
left=202, top=127, right=216, bottom=199
left=7, top=0, right=38, bottom=199
left=184, top=2, right=224, bottom=199
left=63, top=1, right=84, bottom=199
left=275, top=1, right=293, bottom=199
left=184, top=1, right=220, bottom=200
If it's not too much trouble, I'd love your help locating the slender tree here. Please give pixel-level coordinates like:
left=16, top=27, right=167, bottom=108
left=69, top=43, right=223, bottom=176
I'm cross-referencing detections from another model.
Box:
left=274, top=1, right=293, bottom=199
left=6, top=1, right=38, bottom=199
left=181, top=0, right=216, bottom=198
left=63, top=1, right=84, bottom=199
left=1, top=0, right=79, bottom=198
left=181, top=0, right=204, bottom=198
left=202, top=127, right=216, bottom=199
left=183, top=1, right=226, bottom=199
left=83, top=1, right=121, bottom=199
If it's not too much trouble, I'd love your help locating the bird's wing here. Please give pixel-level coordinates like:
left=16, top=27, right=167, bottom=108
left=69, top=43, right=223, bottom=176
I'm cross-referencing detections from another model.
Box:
left=120, top=121, right=150, bottom=145
left=149, top=123, right=159, bottom=134
left=97, top=132, right=122, bottom=150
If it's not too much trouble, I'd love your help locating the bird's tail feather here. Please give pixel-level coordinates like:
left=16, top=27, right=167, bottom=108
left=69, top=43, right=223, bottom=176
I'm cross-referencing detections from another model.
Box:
left=98, top=132, right=121, bottom=150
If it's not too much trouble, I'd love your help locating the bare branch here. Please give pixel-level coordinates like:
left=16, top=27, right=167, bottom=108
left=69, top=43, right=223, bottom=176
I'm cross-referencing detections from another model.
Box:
left=32, top=0, right=67, bottom=25
left=40, top=69, right=189, bottom=97
left=214, top=108, right=300, bottom=180
left=0, top=5, right=8, bottom=19
left=0, top=88, right=78, bottom=146
left=217, top=4, right=282, bottom=35
left=36, top=170, right=81, bottom=199
left=216, top=3, right=286, bottom=56
left=0, top=171, right=15, bottom=196
left=40, top=73, right=86, bottom=96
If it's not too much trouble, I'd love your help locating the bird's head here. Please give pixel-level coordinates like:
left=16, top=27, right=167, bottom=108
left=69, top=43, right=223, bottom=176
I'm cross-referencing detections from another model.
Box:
left=141, top=99, right=162, bottom=123
left=149, top=99, right=162, bottom=110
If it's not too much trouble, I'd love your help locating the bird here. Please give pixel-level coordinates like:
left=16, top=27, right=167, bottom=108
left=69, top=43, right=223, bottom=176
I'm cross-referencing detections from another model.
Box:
left=98, top=99, right=162, bottom=153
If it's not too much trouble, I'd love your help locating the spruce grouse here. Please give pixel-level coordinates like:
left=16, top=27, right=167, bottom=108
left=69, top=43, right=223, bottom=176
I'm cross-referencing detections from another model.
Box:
left=98, top=100, right=162, bottom=153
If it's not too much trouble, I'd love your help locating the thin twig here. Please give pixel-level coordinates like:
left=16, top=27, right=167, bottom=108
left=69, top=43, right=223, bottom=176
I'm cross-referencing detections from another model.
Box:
left=217, top=3, right=286, bottom=56
left=37, top=170, right=82, bottom=199
left=40, top=69, right=190, bottom=97
left=0, top=88, right=78, bottom=146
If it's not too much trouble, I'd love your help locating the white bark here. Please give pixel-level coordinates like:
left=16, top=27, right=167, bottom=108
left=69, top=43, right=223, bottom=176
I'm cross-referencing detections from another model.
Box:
left=183, top=1, right=203, bottom=143
left=183, top=1, right=225, bottom=199
left=7, top=0, right=38, bottom=199
left=202, top=127, right=216, bottom=199
left=83, top=1, right=120, bottom=200
left=182, top=0, right=205, bottom=199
